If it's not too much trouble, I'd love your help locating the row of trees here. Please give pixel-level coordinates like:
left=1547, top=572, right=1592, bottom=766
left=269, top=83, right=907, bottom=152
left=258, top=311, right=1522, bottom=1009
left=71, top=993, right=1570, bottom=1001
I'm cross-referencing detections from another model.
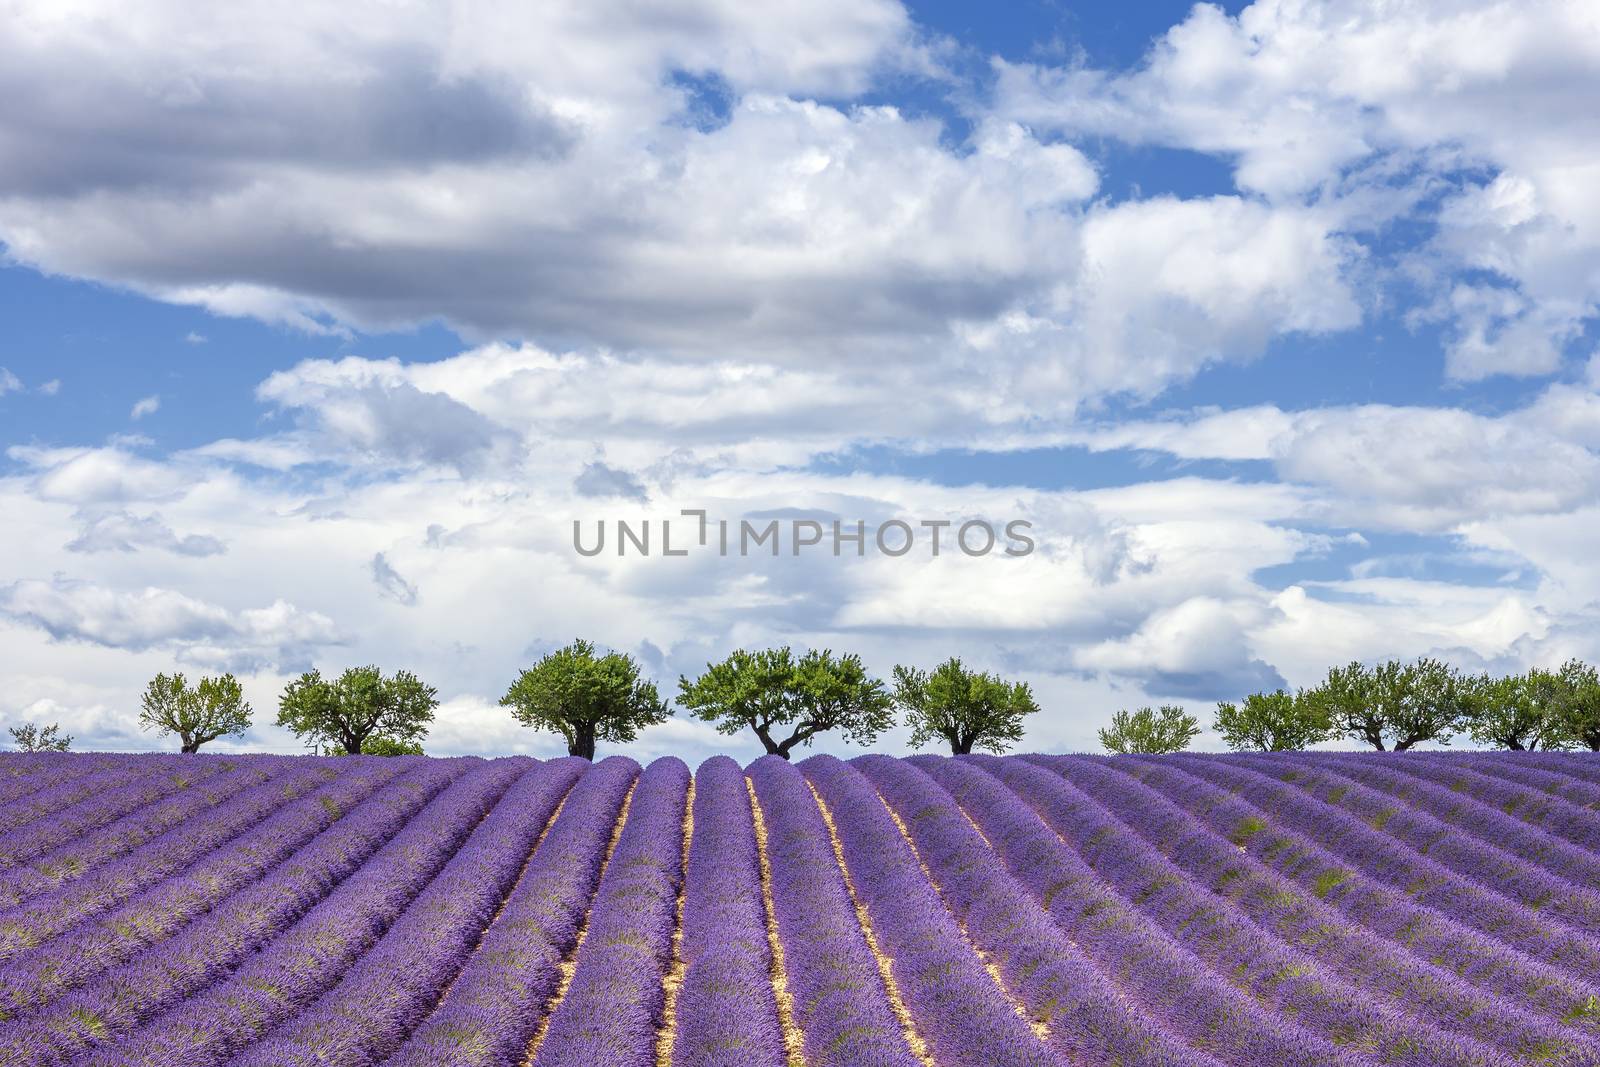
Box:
left=1099, top=657, right=1600, bottom=754
left=11, top=648, right=1600, bottom=760
left=16, top=642, right=1040, bottom=760
left=504, top=640, right=1040, bottom=759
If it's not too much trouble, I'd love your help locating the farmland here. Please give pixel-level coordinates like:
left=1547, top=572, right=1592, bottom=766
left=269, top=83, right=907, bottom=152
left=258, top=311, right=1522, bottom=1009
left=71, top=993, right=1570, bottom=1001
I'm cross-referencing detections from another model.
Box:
left=2, top=752, right=1599, bottom=1066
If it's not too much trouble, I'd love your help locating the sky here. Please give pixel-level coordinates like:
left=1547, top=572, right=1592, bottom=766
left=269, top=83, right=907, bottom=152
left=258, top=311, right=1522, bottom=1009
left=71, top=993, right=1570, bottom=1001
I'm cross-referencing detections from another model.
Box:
left=1, top=0, right=1598, bottom=762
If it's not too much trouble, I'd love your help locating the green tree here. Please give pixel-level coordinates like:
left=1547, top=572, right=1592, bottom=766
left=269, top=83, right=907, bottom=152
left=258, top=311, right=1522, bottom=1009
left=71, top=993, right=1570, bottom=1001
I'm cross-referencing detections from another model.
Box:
left=8, top=722, right=72, bottom=752
left=679, top=647, right=893, bottom=759
left=1462, top=669, right=1568, bottom=751
left=891, top=657, right=1039, bottom=754
left=501, top=639, right=670, bottom=760
left=139, top=672, right=253, bottom=752
left=1309, top=657, right=1465, bottom=751
left=1099, top=704, right=1199, bottom=755
left=277, top=666, right=437, bottom=755
left=1552, top=659, right=1600, bottom=751
left=1213, top=689, right=1332, bottom=751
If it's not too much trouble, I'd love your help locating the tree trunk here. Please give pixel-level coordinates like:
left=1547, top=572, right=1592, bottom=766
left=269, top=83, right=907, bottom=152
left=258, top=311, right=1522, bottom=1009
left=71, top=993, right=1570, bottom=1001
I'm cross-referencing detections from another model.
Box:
left=344, top=736, right=363, bottom=755
left=753, top=723, right=790, bottom=758
left=569, top=726, right=597, bottom=761
left=951, top=734, right=973, bottom=755
left=1507, top=738, right=1527, bottom=751
left=181, top=739, right=200, bottom=753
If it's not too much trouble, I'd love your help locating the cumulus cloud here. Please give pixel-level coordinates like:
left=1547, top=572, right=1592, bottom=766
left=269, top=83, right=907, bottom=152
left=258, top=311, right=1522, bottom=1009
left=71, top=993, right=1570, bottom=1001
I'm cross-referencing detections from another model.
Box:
left=1075, top=596, right=1288, bottom=701
left=0, top=0, right=1395, bottom=414
left=66, top=510, right=226, bottom=557
left=9, top=446, right=192, bottom=505
left=996, top=0, right=1600, bottom=380
left=0, top=576, right=342, bottom=671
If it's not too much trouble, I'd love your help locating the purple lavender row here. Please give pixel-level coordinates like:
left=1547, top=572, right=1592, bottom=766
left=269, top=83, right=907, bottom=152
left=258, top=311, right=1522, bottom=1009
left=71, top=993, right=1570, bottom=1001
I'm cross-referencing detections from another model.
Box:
left=1013, top=755, right=1590, bottom=1065
left=0, top=754, right=226, bottom=846
left=380, top=756, right=639, bottom=1067
left=0, top=755, right=303, bottom=911
left=909, top=755, right=1371, bottom=1067
left=1228, top=752, right=1600, bottom=940
left=0, top=757, right=405, bottom=1022
left=979, top=755, right=1508, bottom=1067
left=670, top=755, right=785, bottom=1067
left=746, top=754, right=923, bottom=1067
left=801, top=755, right=1068, bottom=1067
left=1425, top=753, right=1600, bottom=817
left=0, top=757, right=331, bottom=959
left=1403, top=754, right=1600, bottom=853
left=1142, top=754, right=1600, bottom=987
left=62, top=757, right=523, bottom=1067
left=1496, top=752, right=1600, bottom=790
left=533, top=757, right=689, bottom=1067
left=0, top=753, right=127, bottom=811
left=226, top=757, right=590, bottom=1067
left=23, top=751, right=499, bottom=1067
left=1299, top=752, right=1600, bottom=878
left=855, top=754, right=1220, bottom=1067
left=1101, top=754, right=1600, bottom=1031
left=0, top=757, right=472, bottom=1067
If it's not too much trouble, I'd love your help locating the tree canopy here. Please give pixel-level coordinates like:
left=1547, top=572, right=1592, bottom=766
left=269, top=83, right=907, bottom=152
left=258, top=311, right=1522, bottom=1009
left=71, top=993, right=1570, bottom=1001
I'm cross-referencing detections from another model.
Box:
left=139, top=672, right=253, bottom=752
left=1547, top=659, right=1600, bottom=752
left=8, top=722, right=71, bottom=752
left=1308, top=658, right=1465, bottom=751
left=277, top=666, right=437, bottom=755
left=678, top=647, right=893, bottom=759
left=1460, top=668, right=1568, bottom=751
left=1213, top=689, right=1332, bottom=751
left=501, top=639, right=670, bottom=760
left=891, top=657, right=1039, bottom=754
left=1098, top=705, right=1199, bottom=755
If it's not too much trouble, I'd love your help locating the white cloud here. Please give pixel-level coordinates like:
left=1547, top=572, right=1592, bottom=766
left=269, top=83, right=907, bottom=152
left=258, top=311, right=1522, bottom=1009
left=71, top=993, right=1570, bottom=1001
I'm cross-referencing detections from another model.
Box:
left=0, top=368, right=21, bottom=396
left=1063, top=386, right=1600, bottom=531
left=996, top=0, right=1600, bottom=380
left=0, top=576, right=342, bottom=672
left=65, top=510, right=226, bottom=557
left=130, top=395, right=161, bottom=420
left=370, top=552, right=419, bottom=606
left=37, top=379, right=60, bottom=396
left=9, top=445, right=193, bottom=505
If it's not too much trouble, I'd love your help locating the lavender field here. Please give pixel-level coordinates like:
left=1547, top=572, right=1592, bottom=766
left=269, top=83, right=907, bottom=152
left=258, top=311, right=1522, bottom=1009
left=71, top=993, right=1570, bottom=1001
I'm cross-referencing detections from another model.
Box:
left=2, top=751, right=1600, bottom=1067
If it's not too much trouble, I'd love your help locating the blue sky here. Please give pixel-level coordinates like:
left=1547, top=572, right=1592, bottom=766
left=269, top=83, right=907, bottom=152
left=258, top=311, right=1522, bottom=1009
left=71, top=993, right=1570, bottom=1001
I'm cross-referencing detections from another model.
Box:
left=2, top=0, right=1598, bottom=759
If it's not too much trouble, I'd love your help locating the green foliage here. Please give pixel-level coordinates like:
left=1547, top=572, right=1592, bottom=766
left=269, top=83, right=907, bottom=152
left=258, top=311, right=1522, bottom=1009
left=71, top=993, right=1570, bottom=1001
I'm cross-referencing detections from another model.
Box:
left=678, top=646, right=892, bottom=759
left=1461, top=668, right=1569, bottom=751
left=277, top=665, right=437, bottom=756
left=353, top=735, right=425, bottom=756
left=891, top=657, right=1039, bottom=754
left=1099, top=704, right=1199, bottom=754
left=139, top=672, right=253, bottom=753
left=1213, top=689, right=1332, bottom=751
left=8, top=722, right=72, bottom=752
left=1307, top=658, right=1466, bottom=751
left=501, top=639, right=669, bottom=759
left=1551, top=659, right=1600, bottom=752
